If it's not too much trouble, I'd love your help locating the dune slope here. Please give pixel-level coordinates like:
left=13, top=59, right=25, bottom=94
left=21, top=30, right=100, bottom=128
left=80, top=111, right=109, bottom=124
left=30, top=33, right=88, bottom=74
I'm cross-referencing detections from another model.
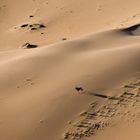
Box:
left=0, top=28, right=140, bottom=140
left=0, top=0, right=140, bottom=140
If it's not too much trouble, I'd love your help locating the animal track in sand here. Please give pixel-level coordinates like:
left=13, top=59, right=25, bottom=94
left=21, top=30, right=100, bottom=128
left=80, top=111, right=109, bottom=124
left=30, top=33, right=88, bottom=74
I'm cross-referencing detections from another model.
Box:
left=16, top=78, right=34, bottom=88
left=19, top=23, right=46, bottom=31
left=63, top=76, right=140, bottom=140
left=118, top=13, right=140, bottom=28
left=22, top=43, right=38, bottom=49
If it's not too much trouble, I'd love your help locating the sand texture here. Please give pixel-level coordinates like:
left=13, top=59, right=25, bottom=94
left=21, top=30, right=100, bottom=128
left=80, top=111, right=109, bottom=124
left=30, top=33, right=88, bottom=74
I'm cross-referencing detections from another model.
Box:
left=1, top=0, right=140, bottom=140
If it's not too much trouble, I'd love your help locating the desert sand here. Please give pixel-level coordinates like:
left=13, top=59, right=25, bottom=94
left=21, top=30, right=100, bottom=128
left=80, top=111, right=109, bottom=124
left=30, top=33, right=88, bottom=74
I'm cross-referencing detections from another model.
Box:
left=1, top=0, right=140, bottom=140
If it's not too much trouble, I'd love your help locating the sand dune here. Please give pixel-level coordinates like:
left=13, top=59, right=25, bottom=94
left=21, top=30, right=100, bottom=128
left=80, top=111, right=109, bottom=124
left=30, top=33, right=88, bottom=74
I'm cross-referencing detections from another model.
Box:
left=1, top=0, right=140, bottom=50
left=1, top=0, right=140, bottom=140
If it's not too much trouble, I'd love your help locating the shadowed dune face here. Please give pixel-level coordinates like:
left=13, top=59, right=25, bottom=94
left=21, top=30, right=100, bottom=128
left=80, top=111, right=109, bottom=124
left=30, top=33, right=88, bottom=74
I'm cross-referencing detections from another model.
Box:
left=121, top=24, right=140, bottom=35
